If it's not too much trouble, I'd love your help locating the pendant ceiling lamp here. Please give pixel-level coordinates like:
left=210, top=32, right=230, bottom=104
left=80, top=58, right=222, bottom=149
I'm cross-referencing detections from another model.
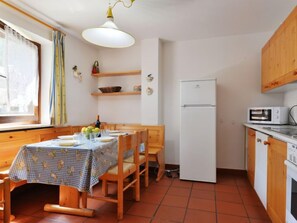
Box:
left=82, top=0, right=135, bottom=48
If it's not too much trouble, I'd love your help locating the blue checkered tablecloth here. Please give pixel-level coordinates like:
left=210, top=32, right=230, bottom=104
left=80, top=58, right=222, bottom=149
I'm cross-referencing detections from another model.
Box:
left=9, top=139, right=119, bottom=193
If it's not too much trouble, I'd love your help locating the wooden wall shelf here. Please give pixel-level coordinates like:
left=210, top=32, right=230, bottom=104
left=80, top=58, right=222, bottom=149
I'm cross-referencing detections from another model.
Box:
left=91, top=91, right=141, bottom=96
left=92, top=70, right=141, bottom=77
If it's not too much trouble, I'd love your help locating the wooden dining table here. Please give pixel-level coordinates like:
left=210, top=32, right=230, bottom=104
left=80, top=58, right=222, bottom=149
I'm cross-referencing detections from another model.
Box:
left=9, top=137, right=120, bottom=217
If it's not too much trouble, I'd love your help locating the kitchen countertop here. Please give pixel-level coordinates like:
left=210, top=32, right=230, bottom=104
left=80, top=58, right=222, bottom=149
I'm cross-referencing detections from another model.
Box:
left=244, top=123, right=297, bottom=145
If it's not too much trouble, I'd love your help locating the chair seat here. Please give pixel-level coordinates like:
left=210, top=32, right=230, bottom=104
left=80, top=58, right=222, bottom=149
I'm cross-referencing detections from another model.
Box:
left=124, top=155, right=146, bottom=164
left=107, top=163, right=136, bottom=175
left=147, top=147, right=162, bottom=155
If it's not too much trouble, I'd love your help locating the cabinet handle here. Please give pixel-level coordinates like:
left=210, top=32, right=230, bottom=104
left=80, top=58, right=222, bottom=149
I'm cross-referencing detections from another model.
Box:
left=294, top=70, right=297, bottom=76
left=264, top=141, right=270, bottom=146
left=257, top=138, right=262, bottom=143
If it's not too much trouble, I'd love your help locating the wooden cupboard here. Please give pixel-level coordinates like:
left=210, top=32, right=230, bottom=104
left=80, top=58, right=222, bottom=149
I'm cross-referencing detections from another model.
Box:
left=262, top=6, right=297, bottom=92
left=247, top=128, right=256, bottom=186
left=267, top=137, right=287, bottom=223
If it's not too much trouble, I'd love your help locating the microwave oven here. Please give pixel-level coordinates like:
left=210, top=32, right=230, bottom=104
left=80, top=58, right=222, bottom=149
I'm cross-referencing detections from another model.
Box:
left=247, top=107, right=289, bottom=124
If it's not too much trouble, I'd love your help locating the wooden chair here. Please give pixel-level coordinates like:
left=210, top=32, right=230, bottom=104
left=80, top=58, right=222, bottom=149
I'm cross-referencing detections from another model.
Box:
left=85, top=133, right=140, bottom=220
left=0, top=177, right=10, bottom=223
left=124, top=129, right=149, bottom=187
left=115, top=124, right=165, bottom=182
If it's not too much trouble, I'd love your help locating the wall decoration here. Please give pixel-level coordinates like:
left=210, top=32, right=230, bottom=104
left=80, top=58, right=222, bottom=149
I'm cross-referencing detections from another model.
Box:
left=146, top=87, right=153, bottom=95
left=92, top=61, right=100, bottom=74
left=72, top=65, right=82, bottom=81
left=146, top=73, right=153, bottom=82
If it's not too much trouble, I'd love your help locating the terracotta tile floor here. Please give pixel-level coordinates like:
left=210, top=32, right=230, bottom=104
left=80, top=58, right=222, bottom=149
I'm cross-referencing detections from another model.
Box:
left=9, top=172, right=272, bottom=223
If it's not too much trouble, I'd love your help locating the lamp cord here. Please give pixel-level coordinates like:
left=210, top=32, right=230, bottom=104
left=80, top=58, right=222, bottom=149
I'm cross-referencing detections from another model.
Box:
left=289, top=105, right=297, bottom=125
left=110, top=0, right=135, bottom=9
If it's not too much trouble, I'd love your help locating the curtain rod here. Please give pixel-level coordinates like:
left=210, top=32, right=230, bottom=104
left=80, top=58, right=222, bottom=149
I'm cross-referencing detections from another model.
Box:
left=0, top=0, right=66, bottom=35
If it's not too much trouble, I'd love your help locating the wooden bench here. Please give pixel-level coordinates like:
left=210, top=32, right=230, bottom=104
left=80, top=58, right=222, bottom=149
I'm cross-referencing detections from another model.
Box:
left=102, top=123, right=165, bottom=181
left=0, top=126, right=83, bottom=189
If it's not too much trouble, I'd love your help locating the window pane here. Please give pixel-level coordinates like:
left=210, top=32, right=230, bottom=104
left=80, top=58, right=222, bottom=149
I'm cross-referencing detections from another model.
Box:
left=0, top=30, right=8, bottom=114
left=0, top=27, right=38, bottom=117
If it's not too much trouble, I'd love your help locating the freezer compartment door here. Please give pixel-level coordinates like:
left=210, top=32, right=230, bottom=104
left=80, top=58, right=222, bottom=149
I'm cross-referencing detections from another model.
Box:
left=181, top=80, right=216, bottom=106
left=180, top=106, right=216, bottom=182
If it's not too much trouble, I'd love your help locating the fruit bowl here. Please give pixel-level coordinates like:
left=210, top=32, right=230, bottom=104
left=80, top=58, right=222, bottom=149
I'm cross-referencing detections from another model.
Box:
left=98, top=86, right=122, bottom=93
left=81, top=126, right=100, bottom=140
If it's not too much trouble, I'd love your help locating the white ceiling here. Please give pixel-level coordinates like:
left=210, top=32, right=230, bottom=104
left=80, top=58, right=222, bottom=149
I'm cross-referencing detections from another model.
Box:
left=5, top=0, right=297, bottom=44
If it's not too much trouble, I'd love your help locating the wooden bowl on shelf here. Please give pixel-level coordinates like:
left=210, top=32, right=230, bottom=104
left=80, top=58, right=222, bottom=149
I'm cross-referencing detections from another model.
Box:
left=98, top=86, right=122, bottom=93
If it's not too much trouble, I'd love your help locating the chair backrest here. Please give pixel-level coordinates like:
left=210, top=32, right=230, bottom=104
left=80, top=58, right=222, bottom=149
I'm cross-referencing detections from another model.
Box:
left=0, top=177, right=10, bottom=223
left=101, top=123, right=116, bottom=130
left=114, top=124, right=164, bottom=149
left=117, top=133, right=139, bottom=176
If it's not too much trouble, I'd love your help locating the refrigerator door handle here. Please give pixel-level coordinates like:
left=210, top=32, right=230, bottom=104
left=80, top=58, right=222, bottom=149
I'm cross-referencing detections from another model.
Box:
left=181, top=104, right=216, bottom=108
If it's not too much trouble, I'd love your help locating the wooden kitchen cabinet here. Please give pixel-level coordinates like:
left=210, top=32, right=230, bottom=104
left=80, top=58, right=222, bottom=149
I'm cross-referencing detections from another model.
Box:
left=262, top=6, right=297, bottom=92
left=247, top=128, right=256, bottom=186
left=267, top=137, right=287, bottom=223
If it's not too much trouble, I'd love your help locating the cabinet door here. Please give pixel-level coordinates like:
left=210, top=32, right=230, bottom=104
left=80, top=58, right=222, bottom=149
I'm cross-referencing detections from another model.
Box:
left=247, top=128, right=256, bottom=186
left=255, top=131, right=268, bottom=208
left=262, top=6, right=297, bottom=92
left=267, top=137, right=287, bottom=223
left=284, top=10, right=297, bottom=75
left=262, top=42, right=271, bottom=91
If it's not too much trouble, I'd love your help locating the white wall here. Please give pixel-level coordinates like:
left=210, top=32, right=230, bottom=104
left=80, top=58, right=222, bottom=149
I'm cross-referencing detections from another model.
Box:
left=141, top=39, right=163, bottom=125
left=162, top=32, right=284, bottom=169
left=64, top=35, right=99, bottom=125
left=97, top=43, right=142, bottom=124
left=0, top=4, right=51, bottom=41
left=284, top=89, right=297, bottom=124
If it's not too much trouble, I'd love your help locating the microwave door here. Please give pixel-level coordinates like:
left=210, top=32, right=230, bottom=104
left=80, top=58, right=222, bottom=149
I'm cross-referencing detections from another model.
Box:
left=250, top=109, right=272, bottom=122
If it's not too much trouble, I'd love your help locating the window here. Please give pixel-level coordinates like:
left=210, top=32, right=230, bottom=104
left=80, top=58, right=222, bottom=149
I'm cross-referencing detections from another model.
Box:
left=0, top=21, right=40, bottom=124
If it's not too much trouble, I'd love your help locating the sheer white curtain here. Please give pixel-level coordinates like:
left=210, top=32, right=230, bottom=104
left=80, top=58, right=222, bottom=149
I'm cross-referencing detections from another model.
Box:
left=4, top=25, right=38, bottom=114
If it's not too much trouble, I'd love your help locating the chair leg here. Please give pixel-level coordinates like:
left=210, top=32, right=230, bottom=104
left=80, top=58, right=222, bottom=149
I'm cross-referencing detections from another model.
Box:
left=144, top=160, right=149, bottom=187
left=81, top=192, right=88, bottom=208
left=4, top=178, right=10, bottom=223
left=134, top=171, right=140, bottom=202
left=156, top=150, right=165, bottom=182
left=102, top=180, right=108, bottom=196
left=117, top=180, right=124, bottom=220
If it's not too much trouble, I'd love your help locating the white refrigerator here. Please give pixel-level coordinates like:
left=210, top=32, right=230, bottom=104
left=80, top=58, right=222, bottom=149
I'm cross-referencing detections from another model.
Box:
left=180, top=79, right=216, bottom=183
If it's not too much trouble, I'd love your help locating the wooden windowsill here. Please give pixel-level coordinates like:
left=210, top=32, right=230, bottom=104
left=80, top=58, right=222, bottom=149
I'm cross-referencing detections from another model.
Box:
left=0, top=124, right=53, bottom=132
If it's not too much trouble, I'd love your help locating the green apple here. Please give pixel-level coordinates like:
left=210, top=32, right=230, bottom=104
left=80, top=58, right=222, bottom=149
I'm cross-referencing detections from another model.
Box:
left=92, top=128, right=100, bottom=133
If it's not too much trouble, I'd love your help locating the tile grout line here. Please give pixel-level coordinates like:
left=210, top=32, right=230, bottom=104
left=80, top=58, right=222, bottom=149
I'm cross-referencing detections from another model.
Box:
left=149, top=176, right=173, bottom=223
left=236, top=180, right=252, bottom=223
left=181, top=180, right=193, bottom=223
left=214, top=180, right=218, bottom=223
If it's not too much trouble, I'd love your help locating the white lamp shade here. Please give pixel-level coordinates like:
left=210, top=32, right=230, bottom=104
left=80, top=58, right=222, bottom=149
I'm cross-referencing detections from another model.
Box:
left=82, top=20, right=135, bottom=48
